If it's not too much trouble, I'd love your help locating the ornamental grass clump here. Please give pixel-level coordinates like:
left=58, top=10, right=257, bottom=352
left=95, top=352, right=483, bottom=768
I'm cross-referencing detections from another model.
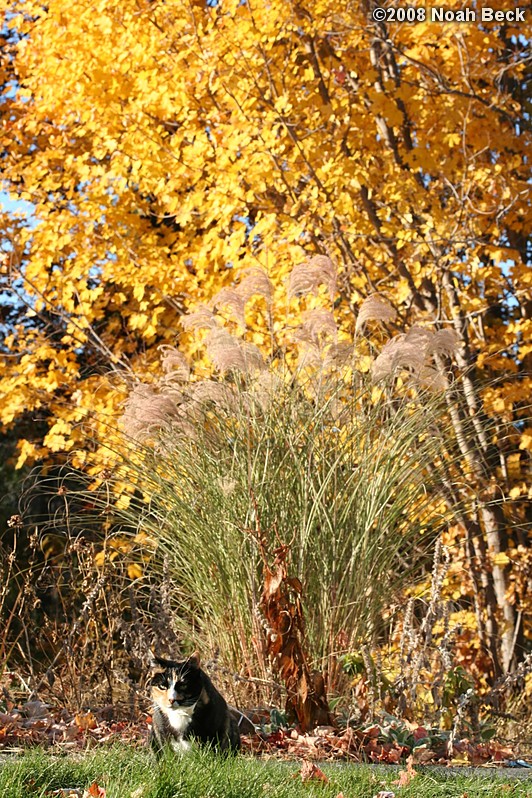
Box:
left=98, top=257, right=466, bottom=701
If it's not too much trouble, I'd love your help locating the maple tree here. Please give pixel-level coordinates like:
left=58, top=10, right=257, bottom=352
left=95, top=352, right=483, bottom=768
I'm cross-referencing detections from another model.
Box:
left=0, top=0, right=530, bottom=679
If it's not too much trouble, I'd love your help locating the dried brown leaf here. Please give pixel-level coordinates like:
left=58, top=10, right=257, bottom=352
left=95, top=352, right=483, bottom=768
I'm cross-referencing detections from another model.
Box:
left=23, top=700, right=50, bottom=719
left=299, top=761, right=329, bottom=783
left=393, top=755, right=417, bottom=786
left=75, top=711, right=97, bottom=731
left=83, top=783, right=106, bottom=798
left=264, top=564, right=285, bottom=597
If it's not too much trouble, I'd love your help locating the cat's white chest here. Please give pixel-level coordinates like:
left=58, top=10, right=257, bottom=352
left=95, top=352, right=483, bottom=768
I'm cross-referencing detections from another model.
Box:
left=166, top=704, right=195, bottom=737
left=171, top=736, right=192, bottom=753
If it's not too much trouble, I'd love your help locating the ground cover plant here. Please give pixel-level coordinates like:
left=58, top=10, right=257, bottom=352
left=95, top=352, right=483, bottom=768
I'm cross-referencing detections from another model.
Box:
left=1, top=746, right=531, bottom=798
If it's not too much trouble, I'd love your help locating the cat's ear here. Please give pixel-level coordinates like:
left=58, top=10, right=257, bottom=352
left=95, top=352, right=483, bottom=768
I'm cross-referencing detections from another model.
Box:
left=188, top=650, right=201, bottom=668
left=148, top=649, right=163, bottom=672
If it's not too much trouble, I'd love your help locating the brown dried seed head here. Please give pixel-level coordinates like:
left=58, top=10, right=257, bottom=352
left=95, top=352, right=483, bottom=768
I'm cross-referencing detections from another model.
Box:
left=355, top=295, right=397, bottom=332
left=288, top=255, right=336, bottom=301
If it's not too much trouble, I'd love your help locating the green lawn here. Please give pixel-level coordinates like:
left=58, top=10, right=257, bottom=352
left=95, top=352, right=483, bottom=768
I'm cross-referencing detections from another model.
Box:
left=0, top=746, right=530, bottom=798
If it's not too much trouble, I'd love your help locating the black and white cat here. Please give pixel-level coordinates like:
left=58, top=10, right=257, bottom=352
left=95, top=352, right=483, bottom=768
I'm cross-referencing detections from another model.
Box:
left=149, top=652, right=240, bottom=755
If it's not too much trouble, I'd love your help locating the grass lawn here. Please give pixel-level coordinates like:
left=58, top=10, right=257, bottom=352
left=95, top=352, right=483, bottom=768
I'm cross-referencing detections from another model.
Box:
left=0, top=746, right=531, bottom=798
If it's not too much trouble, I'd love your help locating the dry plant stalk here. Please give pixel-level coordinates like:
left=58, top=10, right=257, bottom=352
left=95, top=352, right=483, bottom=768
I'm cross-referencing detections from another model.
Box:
left=250, top=507, right=332, bottom=732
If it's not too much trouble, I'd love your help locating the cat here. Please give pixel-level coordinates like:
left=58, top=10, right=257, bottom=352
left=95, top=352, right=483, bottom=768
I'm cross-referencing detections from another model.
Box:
left=149, top=651, right=241, bottom=755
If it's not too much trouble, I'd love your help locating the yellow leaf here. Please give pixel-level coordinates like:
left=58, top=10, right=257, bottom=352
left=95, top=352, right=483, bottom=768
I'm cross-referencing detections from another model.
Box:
left=127, top=563, right=143, bottom=580
left=492, top=552, right=510, bottom=567
left=16, top=439, right=40, bottom=468
left=520, top=429, right=532, bottom=450
left=395, top=278, right=411, bottom=304
left=116, top=494, right=132, bottom=510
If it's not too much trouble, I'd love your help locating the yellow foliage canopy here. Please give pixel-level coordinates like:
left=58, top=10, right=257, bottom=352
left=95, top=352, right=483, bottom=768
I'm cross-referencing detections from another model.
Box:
left=0, top=0, right=530, bottom=465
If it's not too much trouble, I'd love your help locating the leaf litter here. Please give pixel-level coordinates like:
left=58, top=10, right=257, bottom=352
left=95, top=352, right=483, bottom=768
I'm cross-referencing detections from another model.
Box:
left=49, top=784, right=106, bottom=797
left=0, top=698, right=528, bottom=774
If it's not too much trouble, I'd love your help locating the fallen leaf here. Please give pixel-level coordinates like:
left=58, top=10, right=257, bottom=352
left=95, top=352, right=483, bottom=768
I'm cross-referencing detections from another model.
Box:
left=299, top=761, right=329, bottom=783
left=393, top=754, right=417, bottom=786
left=380, top=746, right=403, bottom=764
left=373, top=792, right=396, bottom=798
left=75, top=712, right=97, bottom=731
left=451, top=755, right=470, bottom=766
left=83, top=783, right=106, bottom=797
left=23, top=700, right=51, bottom=719
left=411, top=747, right=437, bottom=764
left=490, top=743, right=516, bottom=762
left=0, top=711, right=21, bottom=726
left=363, top=724, right=381, bottom=738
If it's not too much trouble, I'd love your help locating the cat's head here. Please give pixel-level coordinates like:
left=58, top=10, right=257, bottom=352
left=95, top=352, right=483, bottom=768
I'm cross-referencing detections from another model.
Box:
left=149, top=652, right=203, bottom=710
